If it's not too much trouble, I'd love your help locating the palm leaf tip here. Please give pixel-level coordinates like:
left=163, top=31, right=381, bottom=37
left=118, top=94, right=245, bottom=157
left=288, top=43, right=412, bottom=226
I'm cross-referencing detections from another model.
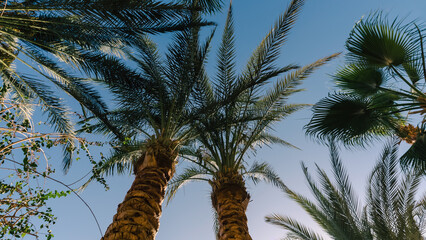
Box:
left=245, top=162, right=286, bottom=189
left=265, top=214, right=325, bottom=240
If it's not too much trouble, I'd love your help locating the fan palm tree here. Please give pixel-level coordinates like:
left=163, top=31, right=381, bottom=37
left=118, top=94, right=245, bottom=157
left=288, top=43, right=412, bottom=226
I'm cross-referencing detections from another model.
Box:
left=83, top=1, right=337, bottom=239
left=165, top=1, right=338, bottom=239
left=266, top=141, right=426, bottom=240
left=305, top=14, right=426, bottom=173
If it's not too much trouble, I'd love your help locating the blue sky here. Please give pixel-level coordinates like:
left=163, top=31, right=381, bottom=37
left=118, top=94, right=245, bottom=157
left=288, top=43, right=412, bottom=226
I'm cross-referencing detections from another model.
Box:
left=32, top=0, right=426, bottom=239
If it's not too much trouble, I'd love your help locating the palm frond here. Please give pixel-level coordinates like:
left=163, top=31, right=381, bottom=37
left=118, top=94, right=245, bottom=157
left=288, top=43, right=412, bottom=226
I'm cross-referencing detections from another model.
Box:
left=333, top=64, right=385, bottom=96
left=269, top=142, right=426, bottom=239
left=214, top=4, right=236, bottom=102
left=100, top=142, right=147, bottom=176
left=305, top=93, right=403, bottom=146
left=242, top=0, right=305, bottom=81
left=328, top=141, right=361, bottom=229
left=166, top=166, right=210, bottom=205
left=400, top=130, right=426, bottom=174
left=244, top=162, right=285, bottom=189
left=251, top=131, right=300, bottom=150
left=265, top=214, right=325, bottom=240
left=346, top=13, right=419, bottom=67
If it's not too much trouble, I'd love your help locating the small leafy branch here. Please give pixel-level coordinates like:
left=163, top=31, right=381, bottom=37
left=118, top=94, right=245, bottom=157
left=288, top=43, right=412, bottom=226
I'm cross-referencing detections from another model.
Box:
left=0, top=86, right=105, bottom=239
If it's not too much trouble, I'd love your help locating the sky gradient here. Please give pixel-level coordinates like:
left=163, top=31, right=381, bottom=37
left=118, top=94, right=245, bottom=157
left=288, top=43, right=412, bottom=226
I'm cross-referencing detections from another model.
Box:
left=34, top=1, right=426, bottom=239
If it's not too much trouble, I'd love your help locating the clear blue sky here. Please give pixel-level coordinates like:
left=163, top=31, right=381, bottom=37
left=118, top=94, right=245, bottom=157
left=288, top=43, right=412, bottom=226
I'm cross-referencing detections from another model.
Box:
left=38, top=1, right=426, bottom=239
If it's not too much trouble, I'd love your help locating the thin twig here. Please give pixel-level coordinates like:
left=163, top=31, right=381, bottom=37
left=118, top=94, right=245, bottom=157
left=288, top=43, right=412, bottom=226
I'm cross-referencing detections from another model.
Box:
left=4, top=158, right=104, bottom=238
left=0, top=0, right=7, bottom=17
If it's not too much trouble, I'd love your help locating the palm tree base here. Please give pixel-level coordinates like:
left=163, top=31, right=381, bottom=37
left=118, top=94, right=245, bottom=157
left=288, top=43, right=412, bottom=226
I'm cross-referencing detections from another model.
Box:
left=211, top=172, right=252, bottom=240
left=102, top=166, right=173, bottom=240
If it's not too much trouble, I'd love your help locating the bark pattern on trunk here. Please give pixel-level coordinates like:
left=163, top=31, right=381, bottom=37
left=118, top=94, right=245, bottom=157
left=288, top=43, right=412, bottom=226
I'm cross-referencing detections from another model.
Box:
left=102, top=140, right=177, bottom=240
left=211, top=172, right=252, bottom=240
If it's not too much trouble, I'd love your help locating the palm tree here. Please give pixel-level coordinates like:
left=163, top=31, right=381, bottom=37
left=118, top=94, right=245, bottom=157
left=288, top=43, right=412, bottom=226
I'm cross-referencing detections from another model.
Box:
left=165, top=1, right=338, bottom=239
left=82, top=1, right=336, bottom=239
left=305, top=14, right=426, bottom=173
left=79, top=9, right=223, bottom=240
left=0, top=0, right=214, bottom=142
left=266, top=141, right=426, bottom=240
left=0, top=0, right=224, bottom=171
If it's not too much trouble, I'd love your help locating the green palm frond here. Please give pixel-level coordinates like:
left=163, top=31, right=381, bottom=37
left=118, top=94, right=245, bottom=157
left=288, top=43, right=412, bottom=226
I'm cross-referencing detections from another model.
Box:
left=284, top=185, right=336, bottom=236
left=223, top=0, right=305, bottom=102
left=214, top=4, right=236, bottom=102
left=366, top=140, right=425, bottom=239
left=400, top=129, right=426, bottom=174
left=269, top=141, right=425, bottom=239
left=265, top=214, right=325, bottom=240
left=166, top=166, right=210, bottom=204
left=328, top=142, right=363, bottom=231
left=251, top=131, right=300, bottom=150
left=181, top=0, right=224, bottom=13
left=0, top=0, right=218, bottom=169
left=244, top=162, right=285, bottom=189
left=305, top=93, right=403, bottom=146
left=307, top=14, right=426, bottom=170
left=98, top=142, right=146, bottom=176
left=11, top=0, right=211, bottom=38
left=333, top=64, right=385, bottom=96
left=19, top=76, right=73, bottom=134
left=346, top=13, right=419, bottom=67
left=314, top=167, right=365, bottom=238
left=242, top=0, right=305, bottom=80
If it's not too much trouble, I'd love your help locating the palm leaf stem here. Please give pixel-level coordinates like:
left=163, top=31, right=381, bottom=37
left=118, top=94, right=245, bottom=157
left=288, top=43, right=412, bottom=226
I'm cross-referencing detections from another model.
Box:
left=377, top=87, right=419, bottom=99
left=386, top=106, right=426, bottom=115
left=373, top=102, right=426, bottom=109
left=180, top=156, right=217, bottom=173
left=232, top=87, right=256, bottom=169
left=390, top=65, right=424, bottom=96
left=414, top=24, right=426, bottom=83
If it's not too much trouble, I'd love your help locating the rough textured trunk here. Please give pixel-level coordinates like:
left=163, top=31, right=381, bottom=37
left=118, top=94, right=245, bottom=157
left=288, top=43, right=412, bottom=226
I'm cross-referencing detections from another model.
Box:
left=210, top=171, right=252, bottom=240
left=102, top=140, right=177, bottom=240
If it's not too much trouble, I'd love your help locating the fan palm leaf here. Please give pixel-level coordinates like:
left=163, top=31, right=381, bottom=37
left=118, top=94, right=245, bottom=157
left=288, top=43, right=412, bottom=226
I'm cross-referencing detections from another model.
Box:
left=306, top=13, right=426, bottom=171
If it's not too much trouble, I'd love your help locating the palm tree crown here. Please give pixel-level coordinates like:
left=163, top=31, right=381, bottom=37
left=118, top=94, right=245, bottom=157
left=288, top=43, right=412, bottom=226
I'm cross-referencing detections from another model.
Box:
left=80, top=4, right=226, bottom=239
left=305, top=14, right=426, bottom=173
left=0, top=0, right=218, bottom=169
left=0, top=0, right=204, bottom=132
left=165, top=1, right=338, bottom=238
left=266, top=141, right=426, bottom=240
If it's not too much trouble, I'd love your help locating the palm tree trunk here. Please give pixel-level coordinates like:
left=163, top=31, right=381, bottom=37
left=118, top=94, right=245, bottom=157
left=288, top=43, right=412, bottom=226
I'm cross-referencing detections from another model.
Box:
left=102, top=143, right=177, bottom=240
left=210, top=171, right=252, bottom=240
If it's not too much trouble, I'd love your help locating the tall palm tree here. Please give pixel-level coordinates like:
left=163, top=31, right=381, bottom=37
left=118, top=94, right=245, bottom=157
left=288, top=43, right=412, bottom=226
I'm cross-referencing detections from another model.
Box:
left=165, top=1, right=338, bottom=239
left=83, top=1, right=337, bottom=239
left=0, top=0, right=215, bottom=134
left=0, top=0, right=220, bottom=168
left=266, top=141, right=426, bottom=240
left=81, top=10, right=225, bottom=240
left=305, top=14, right=426, bottom=173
